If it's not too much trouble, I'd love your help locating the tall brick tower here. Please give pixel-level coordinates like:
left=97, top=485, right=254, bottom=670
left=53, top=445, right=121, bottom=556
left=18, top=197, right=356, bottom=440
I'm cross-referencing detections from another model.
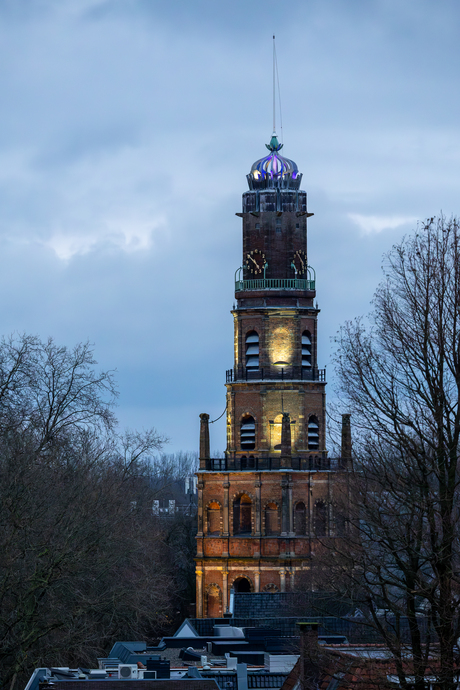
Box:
left=195, top=133, right=350, bottom=618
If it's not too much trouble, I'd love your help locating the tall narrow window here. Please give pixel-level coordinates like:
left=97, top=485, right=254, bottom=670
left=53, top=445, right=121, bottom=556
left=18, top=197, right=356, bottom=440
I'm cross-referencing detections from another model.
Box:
left=264, top=503, right=279, bottom=535
left=246, top=331, right=259, bottom=369
left=241, top=416, right=255, bottom=450
left=308, top=416, right=319, bottom=450
left=233, top=494, right=252, bottom=535
left=315, top=501, right=327, bottom=536
left=335, top=511, right=346, bottom=536
left=295, top=502, right=307, bottom=535
left=302, top=330, right=312, bottom=368
left=207, top=502, right=221, bottom=535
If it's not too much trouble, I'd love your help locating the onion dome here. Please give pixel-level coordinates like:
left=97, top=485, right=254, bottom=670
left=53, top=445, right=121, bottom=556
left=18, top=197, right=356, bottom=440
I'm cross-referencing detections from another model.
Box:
left=247, top=133, right=302, bottom=191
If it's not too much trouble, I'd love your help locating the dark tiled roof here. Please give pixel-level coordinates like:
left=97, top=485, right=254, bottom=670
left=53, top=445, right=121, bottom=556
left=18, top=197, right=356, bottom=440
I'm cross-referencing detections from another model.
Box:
left=205, top=672, right=288, bottom=690
left=281, top=645, right=459, bottom=690
left=233, top=594, right=350, bottom=620
left=50, top=682, right=219, bottom=690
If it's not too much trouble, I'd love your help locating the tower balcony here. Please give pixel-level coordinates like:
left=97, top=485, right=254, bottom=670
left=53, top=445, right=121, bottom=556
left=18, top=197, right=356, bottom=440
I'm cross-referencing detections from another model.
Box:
left=202, top=456, right=348, bottom=472
left=226, top=366, right=326, bottom=383
left=235, top=277, right=315, bottom=292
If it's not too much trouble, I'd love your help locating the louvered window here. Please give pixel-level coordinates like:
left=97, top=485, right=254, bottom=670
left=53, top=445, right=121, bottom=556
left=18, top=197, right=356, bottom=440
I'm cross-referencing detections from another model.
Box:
left=308, top=416, right=319, bottom=450
left=245, top=331, right=259, bottom=369
left=241, top=416, right=256, bottom=450
left=302, top=330, right=312, bottom=368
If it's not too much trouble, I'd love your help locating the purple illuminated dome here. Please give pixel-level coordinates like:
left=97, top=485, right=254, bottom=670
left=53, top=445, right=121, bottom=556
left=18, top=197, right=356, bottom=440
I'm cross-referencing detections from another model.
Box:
left=247, top=133, right=302, bottom=191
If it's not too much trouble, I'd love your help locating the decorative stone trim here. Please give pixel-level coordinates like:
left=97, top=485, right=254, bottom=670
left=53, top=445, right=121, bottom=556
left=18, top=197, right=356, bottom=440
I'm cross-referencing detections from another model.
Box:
left=262, top=583, right=280, bottom=593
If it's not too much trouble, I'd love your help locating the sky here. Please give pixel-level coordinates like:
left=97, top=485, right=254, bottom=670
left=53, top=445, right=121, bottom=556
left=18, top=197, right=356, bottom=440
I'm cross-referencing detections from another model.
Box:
left=0, top=0, right=459, bottom=454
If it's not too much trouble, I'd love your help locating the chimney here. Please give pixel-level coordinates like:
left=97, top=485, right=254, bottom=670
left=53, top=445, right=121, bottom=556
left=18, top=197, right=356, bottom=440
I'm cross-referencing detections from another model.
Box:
left=280, top=412, right=292, bottom=468
left=236, top=663, right=248, bottom=690
left=199, top=413, right=210, bottom=470
left=341, top=413, right=352, bottom=468
left=296, top=622, right=320, bottom=690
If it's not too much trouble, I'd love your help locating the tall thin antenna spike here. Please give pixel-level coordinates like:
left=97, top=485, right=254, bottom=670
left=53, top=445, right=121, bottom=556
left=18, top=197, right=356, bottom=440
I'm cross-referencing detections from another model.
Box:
left=273, top=35, right=276, bottom=133
left=275, top=45, right=283, bottom=144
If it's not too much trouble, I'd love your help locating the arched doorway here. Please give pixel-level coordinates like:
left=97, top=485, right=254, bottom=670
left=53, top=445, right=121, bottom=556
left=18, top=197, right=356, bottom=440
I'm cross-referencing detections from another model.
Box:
left=233, top=577, right=251, bottom=593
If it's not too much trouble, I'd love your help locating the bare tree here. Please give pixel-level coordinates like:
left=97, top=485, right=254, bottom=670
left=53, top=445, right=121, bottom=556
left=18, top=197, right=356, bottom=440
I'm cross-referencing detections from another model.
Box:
left=330, top=216, right=460, bottom=690
left=0, top=335, right=178, bottom=689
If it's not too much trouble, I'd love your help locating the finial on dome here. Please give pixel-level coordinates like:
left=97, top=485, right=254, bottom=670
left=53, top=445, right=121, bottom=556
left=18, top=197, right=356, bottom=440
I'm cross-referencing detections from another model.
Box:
left=266, top=132, right=283, bottom=153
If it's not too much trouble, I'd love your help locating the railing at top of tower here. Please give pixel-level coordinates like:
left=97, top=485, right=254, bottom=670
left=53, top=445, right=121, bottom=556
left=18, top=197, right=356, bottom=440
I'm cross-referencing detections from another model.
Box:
left=226, top=366, right=326, bottom=383
left=203, top=455, right=349, bottom=472
left=234, top=265, right=316, bottom=292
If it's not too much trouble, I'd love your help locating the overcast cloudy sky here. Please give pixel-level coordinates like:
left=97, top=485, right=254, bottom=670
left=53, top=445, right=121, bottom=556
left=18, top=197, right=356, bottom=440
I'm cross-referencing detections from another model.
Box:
left=0, top=0, right=459, bottom=453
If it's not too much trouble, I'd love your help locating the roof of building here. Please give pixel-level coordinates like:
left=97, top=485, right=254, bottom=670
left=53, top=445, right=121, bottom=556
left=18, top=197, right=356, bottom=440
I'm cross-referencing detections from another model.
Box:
left=280, top=643, right=460, bottom=690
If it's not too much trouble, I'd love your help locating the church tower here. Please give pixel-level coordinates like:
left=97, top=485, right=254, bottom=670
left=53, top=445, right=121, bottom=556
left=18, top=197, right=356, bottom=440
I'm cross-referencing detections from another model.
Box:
left=195, top=133, right=350, bottom=618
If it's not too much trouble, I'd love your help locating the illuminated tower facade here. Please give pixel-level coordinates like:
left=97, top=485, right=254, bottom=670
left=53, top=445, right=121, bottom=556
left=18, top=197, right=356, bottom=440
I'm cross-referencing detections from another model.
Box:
left=195, top=134, right=350, bottom=618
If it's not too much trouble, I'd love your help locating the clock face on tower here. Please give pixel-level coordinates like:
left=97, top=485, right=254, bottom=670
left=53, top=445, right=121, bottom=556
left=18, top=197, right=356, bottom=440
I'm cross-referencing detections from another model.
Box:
left=246, top=249, right=267, bottom=275
left=292, top=250, right=307, bottom=276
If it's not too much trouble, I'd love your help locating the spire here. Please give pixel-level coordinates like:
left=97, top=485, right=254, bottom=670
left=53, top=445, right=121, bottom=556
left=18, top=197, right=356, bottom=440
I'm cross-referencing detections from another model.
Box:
left=273, top=35, right=276, bottom=135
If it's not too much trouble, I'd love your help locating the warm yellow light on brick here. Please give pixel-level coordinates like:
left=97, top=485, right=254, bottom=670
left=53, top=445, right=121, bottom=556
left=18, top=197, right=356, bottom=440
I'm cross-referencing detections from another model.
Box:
left=270, top=327, right=293, bottom=366
left=271, top=414, right=283, bottom=450
left=233, top=315, right=239, bottom=362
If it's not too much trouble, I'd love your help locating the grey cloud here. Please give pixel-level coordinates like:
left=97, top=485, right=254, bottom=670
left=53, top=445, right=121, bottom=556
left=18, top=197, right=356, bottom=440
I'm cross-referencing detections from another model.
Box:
left=0, top=0, right=459, bottom=450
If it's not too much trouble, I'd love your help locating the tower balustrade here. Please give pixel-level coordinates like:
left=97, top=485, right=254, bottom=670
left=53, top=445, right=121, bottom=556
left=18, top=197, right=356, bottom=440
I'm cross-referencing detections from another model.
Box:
left=226, top=366, right=326, bottom=383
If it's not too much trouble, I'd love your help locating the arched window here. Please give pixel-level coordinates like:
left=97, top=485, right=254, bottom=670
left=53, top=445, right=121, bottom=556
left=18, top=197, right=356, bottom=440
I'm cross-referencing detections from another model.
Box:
left=248, top=455, right=255, bottom=469
left=241, top=416, right=255, bottom=451
left=233, top=577, right=251, bottom=592
left=315, top=501, right=328, bottom=536
left=241, top=455, right=247, bottom=470
left=295, top=502, right=307, bottom=535
left=308, top=416, right=319, bottom=450
left=233, top=494, right=252, bottom=535
left=302, top=330, right=312, bottom=368
left=245, top=331, right=259, bottom=369
left=264, top=502, right=279, bottom=535
left=207, top=502, right=221, bottom=535
left=263, top=583, right=280, bottom=593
